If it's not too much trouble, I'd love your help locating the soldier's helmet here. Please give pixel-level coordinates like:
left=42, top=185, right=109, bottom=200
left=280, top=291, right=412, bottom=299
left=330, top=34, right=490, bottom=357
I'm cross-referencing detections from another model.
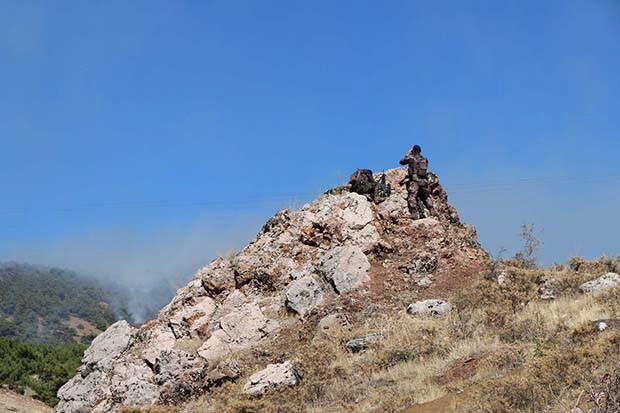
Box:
left=412, top=145, right=421, bottom=154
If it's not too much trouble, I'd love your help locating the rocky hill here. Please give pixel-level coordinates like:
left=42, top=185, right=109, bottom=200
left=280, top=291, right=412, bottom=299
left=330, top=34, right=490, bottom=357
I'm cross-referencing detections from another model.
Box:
left=55, top=167, right=492, bottom=412
left=54, top=166, right=620, bottom=413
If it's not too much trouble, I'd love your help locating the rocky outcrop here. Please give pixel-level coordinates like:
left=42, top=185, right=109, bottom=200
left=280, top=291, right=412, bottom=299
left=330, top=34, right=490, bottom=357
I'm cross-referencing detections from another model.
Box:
left=243, top=361, right=301, bottom=397
left=579, top=272, right=620, bottom=297
left=55, top=167, right=488, bottom=412
left=55, top=321, right=158, bottom=413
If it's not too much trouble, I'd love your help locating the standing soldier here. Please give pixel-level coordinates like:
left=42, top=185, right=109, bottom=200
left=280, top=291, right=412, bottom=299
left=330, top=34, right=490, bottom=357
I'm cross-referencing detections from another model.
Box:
left=399, top=145, right=436, bottom=219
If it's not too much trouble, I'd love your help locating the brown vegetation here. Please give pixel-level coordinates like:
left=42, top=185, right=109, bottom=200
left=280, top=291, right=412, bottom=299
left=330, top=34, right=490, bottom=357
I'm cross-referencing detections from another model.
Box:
left=123, top=256, right=613, bottom=412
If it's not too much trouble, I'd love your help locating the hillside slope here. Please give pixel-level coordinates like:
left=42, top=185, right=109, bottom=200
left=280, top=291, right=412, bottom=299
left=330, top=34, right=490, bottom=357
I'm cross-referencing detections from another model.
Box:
left=0, top=264, right=119, bottom=345
left=55, top=167, right=620, bottom=413
left=55, top=167, right=491, bottom=412
left=0, top=388, right=52, bottom=413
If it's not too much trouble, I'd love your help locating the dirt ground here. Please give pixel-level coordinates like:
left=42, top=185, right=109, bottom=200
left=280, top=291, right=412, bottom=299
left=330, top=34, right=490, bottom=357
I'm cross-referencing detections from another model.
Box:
left=0, top=389, right=52, bottom=413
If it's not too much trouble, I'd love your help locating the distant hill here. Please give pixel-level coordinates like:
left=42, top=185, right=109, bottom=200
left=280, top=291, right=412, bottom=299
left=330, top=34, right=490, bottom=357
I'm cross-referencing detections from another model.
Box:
left=0, top=263, right=125, bottom=345
left=0, top=262, right=135, bottom=406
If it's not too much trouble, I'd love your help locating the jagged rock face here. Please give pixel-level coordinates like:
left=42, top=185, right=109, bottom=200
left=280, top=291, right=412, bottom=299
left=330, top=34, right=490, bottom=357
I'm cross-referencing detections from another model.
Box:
left=55, top=167, right=488, bottom=413
left=55, top=321, right=160, bottom=413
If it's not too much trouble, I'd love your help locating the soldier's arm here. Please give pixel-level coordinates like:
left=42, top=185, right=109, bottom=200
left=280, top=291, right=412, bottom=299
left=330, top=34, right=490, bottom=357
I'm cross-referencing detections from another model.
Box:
left=400, top=152, right=414, bottom=165
left=400, top=149, right=415, bottom=165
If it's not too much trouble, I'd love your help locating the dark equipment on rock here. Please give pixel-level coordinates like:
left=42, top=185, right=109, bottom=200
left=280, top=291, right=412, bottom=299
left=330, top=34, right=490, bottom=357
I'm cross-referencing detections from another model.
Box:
left=373, top=172, right=391, bottom=203
left=349, top=169, right=375, bottom=195
left=349, top=169, right=391, bottom=204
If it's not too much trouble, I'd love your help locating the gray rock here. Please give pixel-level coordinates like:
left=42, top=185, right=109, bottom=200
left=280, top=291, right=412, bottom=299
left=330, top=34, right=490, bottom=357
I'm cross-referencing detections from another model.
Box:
left=168, top=295, right=216, bottom=339
left=197, top=303, right=279, bottom=363
left=109, top=359, right=159, bottom=407
left=82, top=320, right=135, bottom=371
left=345, top=333, right=384, bottom=353
left=207, top=359, right=241, bottom=385
left=243, top=361, right=301, bottom=397
left=340, top=193, right=374, bottom=230
left=198, top=257, right=236, bottom=296
left=318, top=246, right=370, bottom=294
left=284, top=274, right=331, bottom=316
left=154, top=349, right=206, bottom=385
left=54, top=166, right=488, bottom=413
left=197, top=329, right=231, bottom=362
left=220, top=303, right=278, bottom=346
left=138, top=322, right=177, bottom=367
left=406, top=299, right=452, bottom=316
left=153, top=349, right=207, bottom=403
left=347, top=223, right=381, bottom=253
left=580, top=272, right=620, bottom=297
left=55, top=370, right=111, bottom=413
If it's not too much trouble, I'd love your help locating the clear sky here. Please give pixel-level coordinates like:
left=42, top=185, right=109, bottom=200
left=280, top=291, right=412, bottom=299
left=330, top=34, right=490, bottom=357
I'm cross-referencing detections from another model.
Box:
left=1, top=1, right=619, bottom=286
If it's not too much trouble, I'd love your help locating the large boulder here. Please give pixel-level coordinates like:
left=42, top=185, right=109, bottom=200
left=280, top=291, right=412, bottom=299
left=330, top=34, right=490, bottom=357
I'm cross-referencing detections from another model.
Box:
left=109, top=358, right=159, bottom=408
left=284, top=274, right=332, bottom=316
left=318, top=246, right=371, bottom=294
left=580, top=272, right=620, bottom=297
left=198, top=257, right=236, bottom=296
left=56, top=370, right=112, bottom=413
left=168, top=295, right=216, bottom=339
left=243, top=361, right=301, bottom=397
left=197, top=302, right=279, bottom=363
left=138, top=321, right=177, bottom=367
left=82, top=320, right=135, bottom=371
left=154, top=349, right=207, bottom=403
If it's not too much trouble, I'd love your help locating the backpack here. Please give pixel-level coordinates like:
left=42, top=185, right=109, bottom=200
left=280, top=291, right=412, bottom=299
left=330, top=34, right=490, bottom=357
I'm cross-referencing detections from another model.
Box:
left=373, top=172, right=391, bottom=204
left=413, top=155, right=428, bottom=178
left=349, top=169, right=375, bottom=195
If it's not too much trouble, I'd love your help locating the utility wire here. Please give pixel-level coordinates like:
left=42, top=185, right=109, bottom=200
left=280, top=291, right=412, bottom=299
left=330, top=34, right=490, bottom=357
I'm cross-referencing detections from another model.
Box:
left=1, top=173, right=618, bottom=215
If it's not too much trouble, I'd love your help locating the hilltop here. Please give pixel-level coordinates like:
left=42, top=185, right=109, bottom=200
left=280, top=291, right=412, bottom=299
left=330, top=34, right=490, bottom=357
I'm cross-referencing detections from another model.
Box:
left=55, top=167, right=620, bottom=413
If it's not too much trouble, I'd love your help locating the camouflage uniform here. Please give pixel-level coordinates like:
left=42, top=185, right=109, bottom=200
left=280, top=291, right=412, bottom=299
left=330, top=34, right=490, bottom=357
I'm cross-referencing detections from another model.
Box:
left=400, top=148, right=436, bottom=219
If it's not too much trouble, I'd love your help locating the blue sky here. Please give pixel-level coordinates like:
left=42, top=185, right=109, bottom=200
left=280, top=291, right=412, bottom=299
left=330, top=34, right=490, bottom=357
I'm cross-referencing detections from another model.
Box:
left=1, top=1, right=619, bottom=284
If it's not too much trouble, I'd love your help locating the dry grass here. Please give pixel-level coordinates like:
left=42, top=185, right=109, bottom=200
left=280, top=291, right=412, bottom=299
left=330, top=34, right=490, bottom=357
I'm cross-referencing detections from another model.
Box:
left=121, top=406, right=178, bottom=413
left=165, top=257, right=620, bottom=413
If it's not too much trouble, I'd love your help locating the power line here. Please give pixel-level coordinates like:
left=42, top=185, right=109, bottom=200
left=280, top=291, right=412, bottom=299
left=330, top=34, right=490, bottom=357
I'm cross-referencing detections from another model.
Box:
left=447, top=173, right=620, bottom=194
left=1, top=173, right=618, bottom=215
